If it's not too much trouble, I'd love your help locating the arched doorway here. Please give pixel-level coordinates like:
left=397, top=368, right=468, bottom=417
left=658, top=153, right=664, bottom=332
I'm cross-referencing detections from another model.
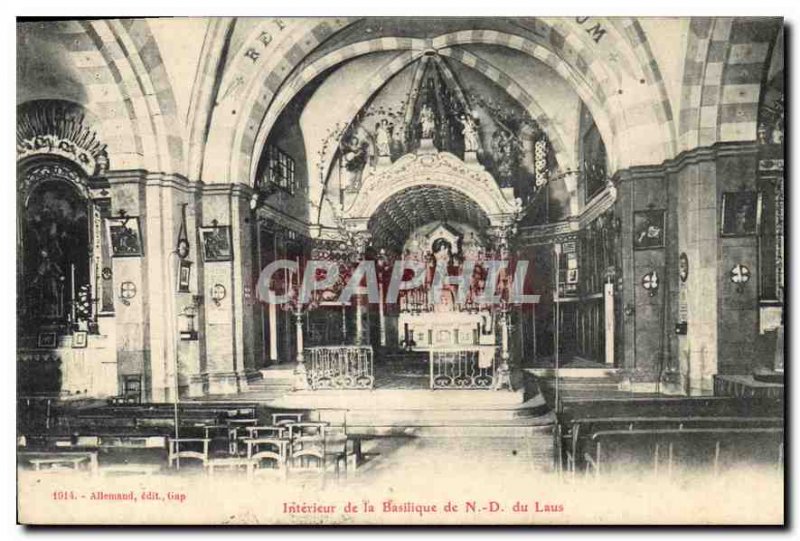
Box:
left=20, top=175, right=91, bottom=331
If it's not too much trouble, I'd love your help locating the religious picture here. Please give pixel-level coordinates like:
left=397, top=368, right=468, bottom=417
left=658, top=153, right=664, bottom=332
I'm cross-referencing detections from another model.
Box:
left=721, top=191, right=761, bottom=237
left=106, top=216, right=144, bottom=257
left=177, top=259, right=192, bottom=293
left=199, top=225, right=233, bottom=262
left=633, top=210, right=666, bottom=250
left=37, top=332, right=57, bottom=349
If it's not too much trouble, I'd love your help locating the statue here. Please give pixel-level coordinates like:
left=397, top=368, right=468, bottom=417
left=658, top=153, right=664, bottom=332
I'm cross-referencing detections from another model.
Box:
left=430, top=237, right=456, bottom=312
left=419, top=104, right=436, bottom=139
left=375, top=119, right=391, bottom=157
left=459, top=113, right=480, bottom=152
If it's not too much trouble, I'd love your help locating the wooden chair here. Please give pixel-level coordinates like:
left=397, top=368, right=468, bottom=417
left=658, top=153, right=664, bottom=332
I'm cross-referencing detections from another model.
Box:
left=205, top=457, right=254, bottom=476
left=245, top=437, right=289, bottom=478
left=245, top=425, right=288, bottom=440
left=272, top=412, right=304, bottom=426
left=225, top=418, right=259, bottom=455
left=168, top=438, right=210, bottom=469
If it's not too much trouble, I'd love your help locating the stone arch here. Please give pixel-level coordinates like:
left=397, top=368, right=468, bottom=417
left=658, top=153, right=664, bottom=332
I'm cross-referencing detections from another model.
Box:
left=201, top=17, right=360, bottom=183
left=248, top=37, right=430, bottom=182
left=430, top=26, right=675, bottom=171
left=79, top=19, right=184, bottom=174
left=18, top=21, right=144, bottom=171
left=678, top=17, right=781, bottom=151
left=345, top=151, right=520, bottom=228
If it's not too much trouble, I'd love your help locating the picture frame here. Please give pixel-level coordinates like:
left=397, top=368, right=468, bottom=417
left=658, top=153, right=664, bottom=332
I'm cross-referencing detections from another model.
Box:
left=37, top=332, right=57, bottom=349
left=199, top=225, right=233, bottom=262
left=105, top=216, right=144, bottom=257
left=177, top=259, right=192, bottom=293
left=633, top=209, right=666, bottom=250
left=566, top=268, right=579, bottom=284
left=72, top=331, right=88, bottom=349
left=721, top=191, right=761, bottom=237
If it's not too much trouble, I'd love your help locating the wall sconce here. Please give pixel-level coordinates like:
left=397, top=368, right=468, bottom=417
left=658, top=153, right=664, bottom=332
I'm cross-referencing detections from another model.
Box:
left=730, top=264, right=751, bottom=293
left=119, top=281, right=137, bottom=306
left=641, top=270, right=659, bottom=297
left=211, top=284, right=227, bottom=306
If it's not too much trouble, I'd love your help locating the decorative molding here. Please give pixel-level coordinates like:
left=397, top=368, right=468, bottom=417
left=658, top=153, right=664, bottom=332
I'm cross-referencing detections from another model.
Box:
left=17, top=101, right=108, bottom=176
left=18, top=161, right=89, bottom=201
left=345, top=150, right=521, bottom=225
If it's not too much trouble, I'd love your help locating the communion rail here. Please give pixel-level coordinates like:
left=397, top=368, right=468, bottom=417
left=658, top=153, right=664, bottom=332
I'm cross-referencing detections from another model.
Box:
left=429, top=346, right=498, bottom=390
left=306, top=346, right=374, bottom=390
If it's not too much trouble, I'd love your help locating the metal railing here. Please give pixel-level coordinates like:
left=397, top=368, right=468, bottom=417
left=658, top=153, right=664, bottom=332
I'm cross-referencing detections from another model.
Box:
left=429, top=346, right=497, bottom=389
left=306, top=346, right=374, bottom=390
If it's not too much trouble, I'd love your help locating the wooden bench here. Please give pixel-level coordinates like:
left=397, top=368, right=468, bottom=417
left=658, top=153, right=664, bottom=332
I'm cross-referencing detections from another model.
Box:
left=561, top=416, right=783, bottom=473
left=582, top=427, right=784, bottom=477
left=19, top=451, right=99, bottom=474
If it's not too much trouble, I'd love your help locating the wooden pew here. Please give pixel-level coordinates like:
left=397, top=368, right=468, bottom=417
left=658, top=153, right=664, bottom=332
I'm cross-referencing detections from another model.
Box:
left=581, top=427, right=784, bottom=477
left=563, top=416, right=783, bottom=473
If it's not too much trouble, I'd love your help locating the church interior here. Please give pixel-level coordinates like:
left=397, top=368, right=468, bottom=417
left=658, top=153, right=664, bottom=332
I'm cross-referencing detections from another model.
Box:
left=16, top=17, right=784, bottom=493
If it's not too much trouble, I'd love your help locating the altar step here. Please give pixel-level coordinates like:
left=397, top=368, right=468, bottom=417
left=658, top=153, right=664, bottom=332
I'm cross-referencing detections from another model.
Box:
left=270, top=388, right=554, bottom=438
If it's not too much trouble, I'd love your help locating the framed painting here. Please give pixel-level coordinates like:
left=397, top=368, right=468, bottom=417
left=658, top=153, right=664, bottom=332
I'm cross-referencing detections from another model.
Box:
left=37, top=332, right=57, bottom=349
left=177, top=259, right=192, bottom=293
left=721, top=191, right=761, bottom=237
left=633, top=209, right=666, bottom=250
left=199, top=225, right=233, bottom=262
left=106, top=216, right=144, bottom=257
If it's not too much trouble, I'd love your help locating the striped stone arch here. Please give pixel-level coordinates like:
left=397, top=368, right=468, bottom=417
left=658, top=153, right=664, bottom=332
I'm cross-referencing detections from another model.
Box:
left=21, top=20, right=141, bottom=170
left=78, top=19, right=184, bottom=173
left=678, top=17, right=781, bottom=151
left=249, top=37, right=429, bottom=183
left=431, top=24, right=675, bottom=170
left=201, top=17, right=360, bottom=183
left=436, top=46, right=575, bottom=172
left=611, top=18, right=677, bottom=160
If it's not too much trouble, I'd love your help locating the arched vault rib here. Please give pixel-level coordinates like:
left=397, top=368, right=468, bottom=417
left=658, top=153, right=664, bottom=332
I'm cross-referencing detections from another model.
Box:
left=249, top=37, right=430, bottom=183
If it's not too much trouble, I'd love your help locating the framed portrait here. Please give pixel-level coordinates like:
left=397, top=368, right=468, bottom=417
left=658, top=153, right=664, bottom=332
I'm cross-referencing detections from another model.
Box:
left=721, top=191, right=761, bottom=237
left=72, top=331, right=88, bottom=349
left=633, top=210, right=666, bottom=250
left=106, top=216, right=144, bottom=257
left=566, top=268, right=579, bottom=284
left=177, top=260, right=192, bottom=293
left=199, top=225, right=233, bottom=262
left=37, top=332, right=57, bottom=348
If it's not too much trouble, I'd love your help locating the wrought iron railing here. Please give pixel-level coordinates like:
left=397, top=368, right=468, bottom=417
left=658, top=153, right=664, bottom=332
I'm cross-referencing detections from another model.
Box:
left=429, top=346, right=497, bottom=390
left=306, top=346, right=374, bottom=390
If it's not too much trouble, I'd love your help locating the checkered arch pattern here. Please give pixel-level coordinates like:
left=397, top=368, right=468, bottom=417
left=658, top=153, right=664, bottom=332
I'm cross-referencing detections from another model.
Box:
left=679, top=17, right=781, bottom=151
left=68, top=19, right=183, bottom=172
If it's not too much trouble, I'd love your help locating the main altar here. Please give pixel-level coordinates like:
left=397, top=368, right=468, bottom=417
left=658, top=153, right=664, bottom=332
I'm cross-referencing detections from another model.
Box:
left=395, top=221, right=498, bottom=355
